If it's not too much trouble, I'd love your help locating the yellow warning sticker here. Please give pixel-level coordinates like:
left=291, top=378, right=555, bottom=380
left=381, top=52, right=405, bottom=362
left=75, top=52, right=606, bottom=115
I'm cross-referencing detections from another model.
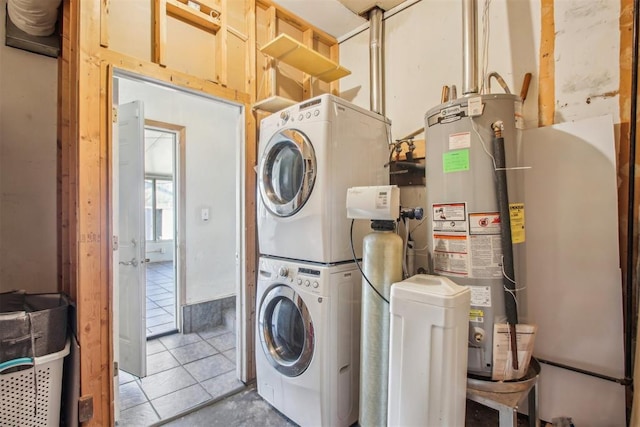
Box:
left=469, top=308, right=484, bottom=323
left=509, top=203, right=525, bottom=243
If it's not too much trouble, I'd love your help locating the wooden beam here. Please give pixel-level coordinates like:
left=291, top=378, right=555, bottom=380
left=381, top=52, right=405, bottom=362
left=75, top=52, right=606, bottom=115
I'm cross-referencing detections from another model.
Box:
left=302, top=29, right=312, bottom=99
left=100, top=0, right=109, bottom=47
left=101, top=61, right=115, bottom=423
left=98, top=48, right=250, bottom=104
left=265, top=5, right=277, bottom=98
left=256, top=0, right=337, bottom=46
left=216, top=0, right=228, bottom=84
left=244, top=105, right=257, bottom=382
left=246, top=0, right=256, bottom=100
left=153, top=0, right=167, bottom=66
left=329, top=43, right=339, bottom=96
left=76, top=0, right=112, bottom=424
left=538, top=0, right=555, bottom=127
left=618, top=3, right=639, bottom=416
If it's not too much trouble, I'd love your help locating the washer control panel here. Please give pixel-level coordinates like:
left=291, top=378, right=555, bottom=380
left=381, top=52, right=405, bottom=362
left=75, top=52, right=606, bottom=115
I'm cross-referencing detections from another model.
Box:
left=293, top=266, right=323, bottom=294
left=260, top=258, right=324, bottom=295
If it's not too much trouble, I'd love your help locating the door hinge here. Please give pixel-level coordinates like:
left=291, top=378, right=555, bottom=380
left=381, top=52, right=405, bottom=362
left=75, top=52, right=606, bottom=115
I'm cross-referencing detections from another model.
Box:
left=113, top=235, right=119, bottom=251
left=114, top=361, right=119, bottom=373
left=78, top=395, right=94, bottom=423
left=112, top=107, right=118, bottom=123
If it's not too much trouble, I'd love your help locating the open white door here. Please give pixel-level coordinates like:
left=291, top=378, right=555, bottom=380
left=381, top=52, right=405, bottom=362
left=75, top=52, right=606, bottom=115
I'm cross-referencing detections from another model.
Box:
left=118, top=100, right=147, bottom=377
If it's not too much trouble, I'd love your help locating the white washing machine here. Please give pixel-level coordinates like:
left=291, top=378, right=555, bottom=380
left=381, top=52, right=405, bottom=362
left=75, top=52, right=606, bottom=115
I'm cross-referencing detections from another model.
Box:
left=257, top=94, right=390, bottom=264
left=255, top=256, right=361, bottom=427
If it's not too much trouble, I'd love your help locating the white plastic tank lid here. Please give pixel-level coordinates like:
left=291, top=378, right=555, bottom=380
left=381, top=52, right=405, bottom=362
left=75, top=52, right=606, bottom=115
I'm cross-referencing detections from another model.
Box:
left=390, top=274, right=470, bottom=308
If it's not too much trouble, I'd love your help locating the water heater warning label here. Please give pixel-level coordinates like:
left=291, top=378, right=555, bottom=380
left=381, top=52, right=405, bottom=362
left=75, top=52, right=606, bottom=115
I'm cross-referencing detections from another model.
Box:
left=469, top=211, right=503, bottom=279
left=433, top=234, right=469, bottom=276
left=470, top=286, right=492, bottom=307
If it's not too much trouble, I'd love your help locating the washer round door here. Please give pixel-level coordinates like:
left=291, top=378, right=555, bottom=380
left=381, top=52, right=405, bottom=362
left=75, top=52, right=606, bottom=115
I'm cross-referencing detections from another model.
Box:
left=258, top=284, right=314, bottom=377
left=258, top=129, right=316, bottom=217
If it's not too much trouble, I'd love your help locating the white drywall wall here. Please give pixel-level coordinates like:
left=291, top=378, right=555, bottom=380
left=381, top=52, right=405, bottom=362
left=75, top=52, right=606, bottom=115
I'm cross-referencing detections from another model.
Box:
left=0, top=0, right=58, bottom=293
left=118, top=77, right=243, bottom=305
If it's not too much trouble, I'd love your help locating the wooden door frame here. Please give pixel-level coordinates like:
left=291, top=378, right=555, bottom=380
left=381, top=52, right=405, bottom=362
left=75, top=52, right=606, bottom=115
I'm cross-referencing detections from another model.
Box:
left=60, top=3, right=256, bottom=424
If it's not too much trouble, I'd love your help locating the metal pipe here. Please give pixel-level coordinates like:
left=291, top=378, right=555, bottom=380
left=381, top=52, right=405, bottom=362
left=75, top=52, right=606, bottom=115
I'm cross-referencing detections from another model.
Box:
left=625, top=0, right=640, bottom=388
left=462, top=0, right=478, bottom=95
left=536, top=358, right=631, bottom=386
left=369, top=7, right=384, bottom=114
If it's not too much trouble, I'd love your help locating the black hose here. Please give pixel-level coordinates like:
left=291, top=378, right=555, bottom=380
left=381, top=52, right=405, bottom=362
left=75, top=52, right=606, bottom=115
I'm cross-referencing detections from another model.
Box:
left=492, top=129, right=518, bottom=326
left=626, top=0, right=640, bottom=390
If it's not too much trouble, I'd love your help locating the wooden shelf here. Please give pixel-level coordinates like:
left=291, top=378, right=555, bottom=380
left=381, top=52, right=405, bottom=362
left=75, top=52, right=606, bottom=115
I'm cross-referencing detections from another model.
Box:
left=252, top=95, right=297, bottom=113
left=260, top=33, right=350, bottom=83
left=166, top=0, right=221, bottom=34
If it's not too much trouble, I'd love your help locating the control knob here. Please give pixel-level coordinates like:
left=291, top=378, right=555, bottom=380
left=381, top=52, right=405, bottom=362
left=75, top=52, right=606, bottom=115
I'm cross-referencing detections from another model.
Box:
left=280, top=111, right=290, bottom=122
left=278, top=266, right=289, bottom=277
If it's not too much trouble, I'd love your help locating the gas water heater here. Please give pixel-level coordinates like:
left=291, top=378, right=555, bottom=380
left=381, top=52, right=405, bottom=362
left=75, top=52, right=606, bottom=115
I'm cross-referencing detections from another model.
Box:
left=424, top=93, right=524, bottom=378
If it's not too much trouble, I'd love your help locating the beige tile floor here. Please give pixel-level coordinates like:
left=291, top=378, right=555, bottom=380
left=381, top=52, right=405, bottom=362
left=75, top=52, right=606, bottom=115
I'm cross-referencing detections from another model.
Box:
left=118, top=325, right=243, bottom=425
left=146, top=261, right=176, bottom=337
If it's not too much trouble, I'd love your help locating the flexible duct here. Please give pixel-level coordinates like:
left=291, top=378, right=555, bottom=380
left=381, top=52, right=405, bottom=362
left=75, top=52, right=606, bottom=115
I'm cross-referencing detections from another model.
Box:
left=369, top=7, right=384, bottom=115
left=462, top=0, right=478, bottom=95
left=7, top=0, right=62, bottom=37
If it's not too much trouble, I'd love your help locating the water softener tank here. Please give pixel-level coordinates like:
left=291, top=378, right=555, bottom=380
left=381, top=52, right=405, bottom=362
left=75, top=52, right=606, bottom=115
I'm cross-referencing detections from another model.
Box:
left=359, top=221, right=403, bottom=427
left=387, top=274, right=470, bottom=426
left=424, top=93, right=524, bottom=378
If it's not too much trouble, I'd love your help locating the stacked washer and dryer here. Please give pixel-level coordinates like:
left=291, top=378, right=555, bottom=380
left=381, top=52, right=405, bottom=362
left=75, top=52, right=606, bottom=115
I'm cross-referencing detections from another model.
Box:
left=255, top=94, right=389, bottom=426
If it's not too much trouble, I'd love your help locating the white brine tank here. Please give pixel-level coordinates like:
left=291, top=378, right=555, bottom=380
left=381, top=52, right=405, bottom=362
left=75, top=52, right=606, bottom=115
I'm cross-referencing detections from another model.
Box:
left=424, top=93, right=525, bottom=378
left=387, top=274, right=470, bottom=426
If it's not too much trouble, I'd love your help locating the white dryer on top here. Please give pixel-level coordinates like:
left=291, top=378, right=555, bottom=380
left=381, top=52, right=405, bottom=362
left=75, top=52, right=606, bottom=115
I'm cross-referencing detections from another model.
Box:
left=257, top=94, right=390, bottom=264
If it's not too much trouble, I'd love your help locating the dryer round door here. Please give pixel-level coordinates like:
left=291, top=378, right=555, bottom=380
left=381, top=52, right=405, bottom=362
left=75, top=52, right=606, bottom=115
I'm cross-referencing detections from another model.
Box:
left=258, top=284, right=314, bottom=377
left=259, top=129, right=316, bottom=217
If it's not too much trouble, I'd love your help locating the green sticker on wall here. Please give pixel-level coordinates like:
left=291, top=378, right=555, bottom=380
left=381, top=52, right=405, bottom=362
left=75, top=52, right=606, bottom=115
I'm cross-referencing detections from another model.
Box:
left=443, top=149, right=470, bottom=173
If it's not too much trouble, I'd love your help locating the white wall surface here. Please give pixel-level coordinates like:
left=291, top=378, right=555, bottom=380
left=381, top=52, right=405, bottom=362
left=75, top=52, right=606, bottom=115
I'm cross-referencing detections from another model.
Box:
left=118, top=77, right=242, bottom=305
left=0, top=1, right=58, bottom=293
left=340, top=0, right=625, bottom=424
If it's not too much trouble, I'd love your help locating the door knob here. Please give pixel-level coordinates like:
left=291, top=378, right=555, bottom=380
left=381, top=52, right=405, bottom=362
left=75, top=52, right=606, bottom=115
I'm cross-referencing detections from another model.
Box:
left=119, top=257, right=138, bottom=267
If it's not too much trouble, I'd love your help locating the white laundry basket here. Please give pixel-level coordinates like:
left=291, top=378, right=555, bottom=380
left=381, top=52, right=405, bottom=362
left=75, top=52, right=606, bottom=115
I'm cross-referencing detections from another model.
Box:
left=0, top=338, right=69, bottom=427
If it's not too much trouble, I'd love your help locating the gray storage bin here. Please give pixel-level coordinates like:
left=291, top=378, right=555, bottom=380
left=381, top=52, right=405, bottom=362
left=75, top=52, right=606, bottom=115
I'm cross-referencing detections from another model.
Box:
left=0, top=291, right=69, bottom=363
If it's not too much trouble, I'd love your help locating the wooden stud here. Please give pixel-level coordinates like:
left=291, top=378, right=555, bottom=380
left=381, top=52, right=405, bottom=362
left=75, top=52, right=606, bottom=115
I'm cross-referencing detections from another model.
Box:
left=246, top=0, right=256, bottom=100
left=216, top=0, right=228, bottom=85
left=101, top=60, right=115, bottom=423
left=618, top=3, right=639, bottom=411
left=329, top=43, right=339, bottom=96
left=302, top=29, right=312, bottom=100
left=243, top=0, right=257, bottom=382
left=100, top=0, right=109, bottom=47
left=256, top=0, right=336, bottom=46
left=76, top=0, right=112, bottom=423
left=265, top=5, right=277, bottom=98
left=98, top=49, right=249, bottom=103
left=538, top=0, right=555, bottom=127
left=58, top=0, right=70, bottom=296
left=243, top=105, right=257, bottom=382
left=153, top=0, right=167, bottom=66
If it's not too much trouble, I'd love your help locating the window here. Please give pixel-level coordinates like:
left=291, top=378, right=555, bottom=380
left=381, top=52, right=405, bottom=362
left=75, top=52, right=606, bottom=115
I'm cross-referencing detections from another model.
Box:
left=145, top=177, right=174, bottom=241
